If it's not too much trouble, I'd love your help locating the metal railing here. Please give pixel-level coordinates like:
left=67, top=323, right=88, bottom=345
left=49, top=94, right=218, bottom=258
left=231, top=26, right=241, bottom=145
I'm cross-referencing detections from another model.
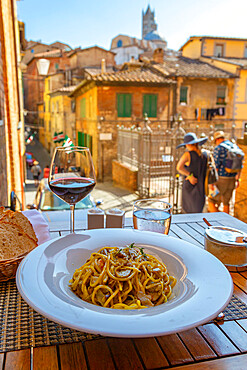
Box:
left=117, top=116, right=244, bottom=213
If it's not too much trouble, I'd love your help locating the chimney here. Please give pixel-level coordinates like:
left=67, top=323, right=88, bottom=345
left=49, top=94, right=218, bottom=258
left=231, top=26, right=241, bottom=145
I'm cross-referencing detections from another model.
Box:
left=153, top=48, right=164, bottom=64
left=101, top=59, right=106, bottom=73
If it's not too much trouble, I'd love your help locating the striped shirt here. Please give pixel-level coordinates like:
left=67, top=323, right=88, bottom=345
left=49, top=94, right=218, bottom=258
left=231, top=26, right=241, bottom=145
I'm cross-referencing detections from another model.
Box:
left=213, top=140, right=236, bottom=177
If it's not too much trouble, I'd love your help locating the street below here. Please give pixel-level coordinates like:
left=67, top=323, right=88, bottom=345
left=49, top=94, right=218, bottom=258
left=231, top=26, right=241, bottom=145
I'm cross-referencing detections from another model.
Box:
left=25, top=139, right=139, bottom=217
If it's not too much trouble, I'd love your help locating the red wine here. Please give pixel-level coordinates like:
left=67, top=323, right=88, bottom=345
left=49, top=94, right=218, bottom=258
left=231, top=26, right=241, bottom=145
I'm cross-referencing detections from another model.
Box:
left=49, top=177, right=96, bottom=204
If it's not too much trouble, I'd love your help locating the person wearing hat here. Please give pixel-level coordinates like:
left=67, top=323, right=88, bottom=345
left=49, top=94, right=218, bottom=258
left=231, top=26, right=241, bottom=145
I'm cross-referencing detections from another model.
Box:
left=176, top=132, right=208, bottom=213
left=208, top=131, right=241, bottom=214
left=31, top=160, right=42, bottom=187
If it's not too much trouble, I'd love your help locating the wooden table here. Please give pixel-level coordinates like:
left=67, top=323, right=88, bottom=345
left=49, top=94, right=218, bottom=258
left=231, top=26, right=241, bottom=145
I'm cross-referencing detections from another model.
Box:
left=2, top=212, right=247, bottom=369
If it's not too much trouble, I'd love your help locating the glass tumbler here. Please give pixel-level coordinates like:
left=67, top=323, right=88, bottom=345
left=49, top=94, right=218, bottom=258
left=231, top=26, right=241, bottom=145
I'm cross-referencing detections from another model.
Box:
left=133, top=199, right=172, bottom=235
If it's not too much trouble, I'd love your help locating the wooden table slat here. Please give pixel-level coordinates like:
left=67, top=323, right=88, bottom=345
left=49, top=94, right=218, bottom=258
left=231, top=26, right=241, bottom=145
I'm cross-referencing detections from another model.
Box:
left=171, top=353, right=247, bottom=369
left=0, top=354, right=3, bottom=369
left=85, top=339, right=116, bottom=370
left=133, top=337, right=169, bottom=369
left=231, top=273, right=247, bottom=294
left=157, top=334, right=194, bottom=366
left=59, top=342, right=87, bottom=370
left=217, top=320, right=247, bottom=352
left=107, top=338, right=144, bottom=370
left=33, top=346, right=59, bottom=370
left=169, top=224, right=202, bottom=248
left=236, top=318, right=247, bottom=332
left=186, top=221, right=206, bottom=235
left=176, top=223, right=205, bottom=246
left=179, top=328, right=216, bottom=361
left=198, top=323, right=240, bottom=356
left=232, top=283, right=247, bottom=304
left=4, top=349, right=30, bottom=370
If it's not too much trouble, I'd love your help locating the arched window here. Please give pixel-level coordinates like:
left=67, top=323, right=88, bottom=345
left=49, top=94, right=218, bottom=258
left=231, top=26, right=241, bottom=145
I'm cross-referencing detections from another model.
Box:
left=117, top=40, right=122, bottom=47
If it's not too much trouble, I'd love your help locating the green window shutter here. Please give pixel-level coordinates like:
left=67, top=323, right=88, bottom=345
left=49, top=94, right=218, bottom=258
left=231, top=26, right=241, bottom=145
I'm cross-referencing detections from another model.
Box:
left=143, top=94, right=157, bottom=118
left=150, top=94, right=157, bottom=117
left=117, top=94, right=131, bottom=117
left=143, top=94, right=148, bottom=116
left=80, top=98, right=86, bottom=118
left=86, top=134, right=93, bottom=153
left=117, top=94, right=124, bottom=117
left=180, top=87, right=188, bottom=104
left=78, top=132, right=82, bottom=146
left=125, top=94, right=132, bottom=117
left=78, top=132, right=86, bottom=146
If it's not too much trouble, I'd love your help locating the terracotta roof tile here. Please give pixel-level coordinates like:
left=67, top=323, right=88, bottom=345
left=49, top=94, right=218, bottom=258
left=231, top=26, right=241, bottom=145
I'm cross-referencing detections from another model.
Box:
left=86, top=68, right=174, bottom=84
left=50, top=85, right=77, bottom=94
left=34, top=49, right=62, bottom=58
left=153, top=56, right=235, bottom=78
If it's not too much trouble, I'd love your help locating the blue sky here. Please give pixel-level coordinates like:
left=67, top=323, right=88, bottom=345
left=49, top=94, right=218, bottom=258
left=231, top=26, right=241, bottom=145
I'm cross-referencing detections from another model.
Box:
left=17, top=0, right=247, bottom=51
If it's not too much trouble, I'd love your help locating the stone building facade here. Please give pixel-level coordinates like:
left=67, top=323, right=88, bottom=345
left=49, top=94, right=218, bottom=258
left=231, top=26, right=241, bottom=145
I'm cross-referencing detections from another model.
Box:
left=142, top=5, right=157, bottom=39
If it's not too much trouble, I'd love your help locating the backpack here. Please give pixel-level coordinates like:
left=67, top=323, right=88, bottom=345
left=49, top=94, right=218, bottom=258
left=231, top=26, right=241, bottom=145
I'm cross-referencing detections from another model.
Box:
left=221, top=142, right=244, bottom=173
left=204, top=151, right=218, bottom=196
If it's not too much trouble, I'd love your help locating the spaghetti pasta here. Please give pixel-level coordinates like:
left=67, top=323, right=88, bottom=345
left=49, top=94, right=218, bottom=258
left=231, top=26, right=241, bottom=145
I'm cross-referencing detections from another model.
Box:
left=70, top=244, right=176, bottom=309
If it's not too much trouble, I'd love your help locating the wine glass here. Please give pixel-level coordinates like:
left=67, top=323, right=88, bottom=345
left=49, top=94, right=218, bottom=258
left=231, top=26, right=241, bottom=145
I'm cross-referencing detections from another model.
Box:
left=133, top=199, right=172, bottom=235
left=49, top=146, right=96, bottom=233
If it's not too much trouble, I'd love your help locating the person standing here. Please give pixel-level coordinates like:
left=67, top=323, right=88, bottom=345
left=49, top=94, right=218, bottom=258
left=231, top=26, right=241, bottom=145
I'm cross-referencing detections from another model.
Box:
left=208, top=131, right=242, bottom=214
left=43, top=165, right=50, bottom=179
left=31, top=160, right=42, bottom=187
left=176, top=133, right=208, bottom=213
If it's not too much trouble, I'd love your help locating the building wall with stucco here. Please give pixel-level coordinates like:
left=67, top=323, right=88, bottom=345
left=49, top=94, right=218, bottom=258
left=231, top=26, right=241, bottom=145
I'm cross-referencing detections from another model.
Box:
left=181, top=36, right=247, bottom=137
left=0, top=0, right=25, bottom=208
left=0, top=34, right=8, bottom=207
left=73, top=83, right=171, bottom=179
left=234, top=139, right=247, bottom=221
left=176, top=77, right=235, bottom=122
left=69, top=47, right=115, bottom=69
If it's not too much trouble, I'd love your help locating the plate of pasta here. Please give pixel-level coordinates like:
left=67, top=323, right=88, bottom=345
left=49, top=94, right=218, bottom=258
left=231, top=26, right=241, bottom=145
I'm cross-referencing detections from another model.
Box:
left=16, top=229, right=233, bottom=337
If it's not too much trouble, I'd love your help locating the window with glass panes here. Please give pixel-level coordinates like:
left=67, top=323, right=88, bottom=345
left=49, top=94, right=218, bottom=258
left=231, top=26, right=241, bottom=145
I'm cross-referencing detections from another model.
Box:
left=180, top=86, right=188, bottom=104
left=215, top=44, right=224, bottom=57
left=143, top=94, right=157, bottom=117
left=117, top=94, right=132, bottom=117
left=216, top=86, right=226, bottom=104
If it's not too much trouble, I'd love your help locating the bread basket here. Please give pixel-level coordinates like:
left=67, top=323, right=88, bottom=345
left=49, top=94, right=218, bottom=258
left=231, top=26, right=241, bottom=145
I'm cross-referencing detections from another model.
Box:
left=0, top=251, right=31, bottom=282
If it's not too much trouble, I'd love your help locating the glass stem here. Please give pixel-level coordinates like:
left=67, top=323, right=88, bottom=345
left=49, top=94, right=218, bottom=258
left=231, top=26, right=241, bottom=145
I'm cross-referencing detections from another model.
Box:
left=70, top=204, right=75, bottom=233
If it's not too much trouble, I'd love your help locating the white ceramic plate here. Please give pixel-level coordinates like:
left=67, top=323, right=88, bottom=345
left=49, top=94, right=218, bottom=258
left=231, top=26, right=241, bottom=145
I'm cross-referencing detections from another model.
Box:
left=16, top=229, right=233, bottom=338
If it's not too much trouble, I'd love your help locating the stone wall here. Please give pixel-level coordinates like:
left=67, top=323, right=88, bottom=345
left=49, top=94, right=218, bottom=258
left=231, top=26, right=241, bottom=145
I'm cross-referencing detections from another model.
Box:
left=112, top=160, right=137, bottom=192
left=234, top=137, right=247, bottom=222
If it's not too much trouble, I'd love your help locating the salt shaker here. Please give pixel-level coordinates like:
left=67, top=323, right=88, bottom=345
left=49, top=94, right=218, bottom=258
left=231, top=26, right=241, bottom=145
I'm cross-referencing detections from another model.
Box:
left=87, top=208, right=105, bottom=229
left=106, top=208, right=125, bottom=228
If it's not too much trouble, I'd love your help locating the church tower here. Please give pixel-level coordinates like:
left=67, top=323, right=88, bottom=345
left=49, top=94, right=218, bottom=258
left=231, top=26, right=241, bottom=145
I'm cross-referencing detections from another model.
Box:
left=142, top=5, right=157, bottom=39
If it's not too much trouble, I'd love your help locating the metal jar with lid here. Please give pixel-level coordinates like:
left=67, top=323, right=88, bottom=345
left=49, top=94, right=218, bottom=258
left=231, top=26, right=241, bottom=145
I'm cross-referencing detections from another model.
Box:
left=204, top=226, right=247, bottom=267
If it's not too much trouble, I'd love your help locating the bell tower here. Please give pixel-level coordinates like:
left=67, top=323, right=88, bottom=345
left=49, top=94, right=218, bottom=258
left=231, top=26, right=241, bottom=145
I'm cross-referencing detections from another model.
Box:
left=142, top=5, right=157, bottom=39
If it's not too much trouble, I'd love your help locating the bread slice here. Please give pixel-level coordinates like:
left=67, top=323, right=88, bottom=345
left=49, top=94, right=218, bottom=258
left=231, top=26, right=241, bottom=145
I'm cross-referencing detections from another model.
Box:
left=0, top=210, right=38, bottom=244
left=0, top=207, right=5, bottom=217
left=0, top=222, right=37, bottom=260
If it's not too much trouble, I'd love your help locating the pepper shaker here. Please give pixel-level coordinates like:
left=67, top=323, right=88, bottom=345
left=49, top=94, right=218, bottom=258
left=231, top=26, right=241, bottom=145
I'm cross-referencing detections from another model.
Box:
left=106, top=208, right=125, bottom=228
left=87, top=208, right=105, bottom=229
